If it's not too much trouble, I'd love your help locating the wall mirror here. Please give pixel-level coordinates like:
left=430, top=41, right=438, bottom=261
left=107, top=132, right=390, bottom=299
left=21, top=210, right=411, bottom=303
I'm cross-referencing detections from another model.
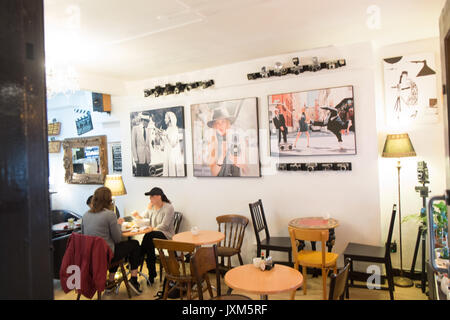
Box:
left=63, top=135, right=108, bottom=184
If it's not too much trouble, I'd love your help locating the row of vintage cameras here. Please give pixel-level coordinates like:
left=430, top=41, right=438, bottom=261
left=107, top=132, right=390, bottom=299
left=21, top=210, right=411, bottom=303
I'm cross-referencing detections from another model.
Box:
left=144, top=80, right=215, bottom=97
left=247, top=57, right=347, bottom=80
left=277, top=162, right=352, bottom=172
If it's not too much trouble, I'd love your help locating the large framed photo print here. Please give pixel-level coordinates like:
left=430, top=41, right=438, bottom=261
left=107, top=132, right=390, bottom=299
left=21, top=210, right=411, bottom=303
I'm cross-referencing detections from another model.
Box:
left=130, top=106, right=186, bottom=177
left=268, top=85, right=355, bottom=156
left=191, top=98, right=261, bottom=177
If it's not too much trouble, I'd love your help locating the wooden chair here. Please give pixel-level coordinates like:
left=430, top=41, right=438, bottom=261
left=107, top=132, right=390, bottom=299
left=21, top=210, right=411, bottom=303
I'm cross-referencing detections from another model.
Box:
left=153, top=238, right=196, bottom=300
left=157, top=211, right=183, bottom=282
left=328, top=258, right=351, bottom=300
left=139, top=211, right=183, bottom=283
left=191, top=245, right=252, bottom=300
left=216, top=214, right=249, bottom=271
left=343, top=204, right=396, bottom=300
left=249, top=199, right=292, bottom=266
left=288, top=227, right=338, bottom=300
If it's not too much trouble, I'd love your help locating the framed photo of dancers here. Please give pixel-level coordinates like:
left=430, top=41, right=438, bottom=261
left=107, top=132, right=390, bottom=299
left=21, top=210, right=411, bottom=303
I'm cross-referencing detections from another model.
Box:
left=383, top=52, right=438, bottom=125
left=268, top=85, right=355, bottom=157
left=191, top=97, right=261, bottom=177
left=130, top=106, right=186, bottom=177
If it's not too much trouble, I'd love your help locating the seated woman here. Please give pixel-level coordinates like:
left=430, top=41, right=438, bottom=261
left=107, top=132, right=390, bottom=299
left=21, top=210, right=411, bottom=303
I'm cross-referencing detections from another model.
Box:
left=86, top=194, right=120, bottom=219
left=82, top=187, right=142, bottom=294
left=133, top=187, right=175, bottom=283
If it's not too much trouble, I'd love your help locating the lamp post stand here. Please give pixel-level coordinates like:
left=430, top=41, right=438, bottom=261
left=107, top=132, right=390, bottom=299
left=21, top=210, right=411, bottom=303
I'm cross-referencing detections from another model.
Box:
left=394, top=160, right=414, bottom=288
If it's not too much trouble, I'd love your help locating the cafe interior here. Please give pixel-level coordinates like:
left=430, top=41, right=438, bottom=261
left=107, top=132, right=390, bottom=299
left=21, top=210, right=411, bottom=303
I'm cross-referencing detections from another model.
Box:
left=2, top=0, right=450, bottom=301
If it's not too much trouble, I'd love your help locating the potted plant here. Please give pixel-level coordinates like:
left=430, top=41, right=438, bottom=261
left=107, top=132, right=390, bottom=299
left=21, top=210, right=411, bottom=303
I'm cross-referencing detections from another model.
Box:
left=403, top=201, right=448, bottom=256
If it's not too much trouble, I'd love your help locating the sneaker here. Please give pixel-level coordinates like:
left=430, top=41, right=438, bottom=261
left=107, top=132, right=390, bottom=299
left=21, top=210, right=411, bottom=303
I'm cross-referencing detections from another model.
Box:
left=128, top=278, right=142, bottom=295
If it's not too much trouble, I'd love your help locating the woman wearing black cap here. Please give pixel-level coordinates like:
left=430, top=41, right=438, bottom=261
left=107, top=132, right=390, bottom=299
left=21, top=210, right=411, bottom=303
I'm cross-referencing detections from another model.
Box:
left=132, top=187, right=175, bottom=283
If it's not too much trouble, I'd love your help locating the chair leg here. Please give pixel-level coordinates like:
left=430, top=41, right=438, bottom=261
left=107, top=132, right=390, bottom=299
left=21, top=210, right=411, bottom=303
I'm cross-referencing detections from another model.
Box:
left=76, top=292, right=81, bottom=300
left=302, top=265, right=307, bottom=295
left=322, top=268, right=327, bottom=300
left=120, top=263, right=132, bottom=299
left=345, top=256, right=351, bottom=299
left=187, top=282, right=191, bottom=300
left=160, top=262, right=163, bottom=282
left=238, top=253, right=244, bottom=265
left=386, top=260, right=395, bottom=300
left=163, top=280, right=170, bottom=300
left=97, top=291, right=101, bottom=300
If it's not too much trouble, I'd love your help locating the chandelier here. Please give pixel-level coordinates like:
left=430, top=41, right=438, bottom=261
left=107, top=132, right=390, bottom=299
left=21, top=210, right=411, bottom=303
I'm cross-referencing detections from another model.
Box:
left=45, top=62, right=80, bottom=99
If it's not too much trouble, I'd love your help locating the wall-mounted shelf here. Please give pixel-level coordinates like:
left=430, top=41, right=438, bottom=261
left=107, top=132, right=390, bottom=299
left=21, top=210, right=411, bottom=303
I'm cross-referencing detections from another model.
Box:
left=277, top=162, right=352, bottom=172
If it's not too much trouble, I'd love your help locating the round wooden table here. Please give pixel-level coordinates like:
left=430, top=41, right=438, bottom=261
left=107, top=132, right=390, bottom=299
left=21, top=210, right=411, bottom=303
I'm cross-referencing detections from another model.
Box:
left=172, top=230, right=225, bottom=246
left=289, top=217, right=339, bottom=252
left=288, top=217, right=339, bottom=229
left=224, top=264, right=303, bottom=300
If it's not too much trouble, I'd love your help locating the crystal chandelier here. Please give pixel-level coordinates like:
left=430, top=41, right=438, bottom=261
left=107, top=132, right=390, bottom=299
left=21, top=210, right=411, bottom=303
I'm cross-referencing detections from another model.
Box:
left=45, top=62, right=80, bottom=99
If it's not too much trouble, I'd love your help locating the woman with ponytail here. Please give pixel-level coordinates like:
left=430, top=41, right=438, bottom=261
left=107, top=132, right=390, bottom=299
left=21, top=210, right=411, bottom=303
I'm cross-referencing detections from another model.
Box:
left=132, top=187, right=175, bottom=283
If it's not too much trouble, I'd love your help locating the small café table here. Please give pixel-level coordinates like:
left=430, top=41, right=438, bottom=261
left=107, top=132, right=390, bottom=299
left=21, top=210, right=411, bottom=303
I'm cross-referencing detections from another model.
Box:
left=172, top=230, right=225, bottom=246
left=288, top=217, right=339, bottom=252
left=224, top=264, right=303, bottom=300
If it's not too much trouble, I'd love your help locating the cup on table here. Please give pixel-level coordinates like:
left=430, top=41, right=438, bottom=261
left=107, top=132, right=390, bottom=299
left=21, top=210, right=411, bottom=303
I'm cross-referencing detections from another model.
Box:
left=253, top=257, right=262, bottom=268
left=67, top=218, right=75, bottom=229
left=191, top=226, right=199, bottom=236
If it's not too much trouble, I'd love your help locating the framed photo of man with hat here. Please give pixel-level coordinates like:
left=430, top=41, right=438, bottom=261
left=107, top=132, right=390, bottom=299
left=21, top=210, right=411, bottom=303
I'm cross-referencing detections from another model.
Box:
left=130, top=106, right=186, bottom=177
left=191, top=97, right=260, bottom=177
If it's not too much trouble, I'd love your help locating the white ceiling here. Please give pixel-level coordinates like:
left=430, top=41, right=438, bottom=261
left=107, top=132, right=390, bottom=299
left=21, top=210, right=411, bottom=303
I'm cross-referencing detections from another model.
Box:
left=44, top=0, right=446, bottom=81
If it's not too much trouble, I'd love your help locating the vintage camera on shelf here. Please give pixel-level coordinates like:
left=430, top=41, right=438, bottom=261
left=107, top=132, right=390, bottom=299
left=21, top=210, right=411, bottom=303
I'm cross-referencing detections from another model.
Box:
left=186, top=82, right=200, bottom=91
left=288, top=163, right=300, bottom=171
left=153, top=86, right=164, bottom=97
left=201, top=79, right=215, bottom=89
left=174, top=82, right=186, bottom=94
left=163, top=84, right=175, bottom=95
left=309, top=57, right=321, bottom=72
left=321, top=163, right=333, bottom=171
left=277, top=163, right=287, bottom=171
left=306, top=163, right=318, bottom=172
left=336, top=163, right=351, bottom=171
left=144, top=88, right=155, bottom=97
left=417, top=161, right=429, bottom=184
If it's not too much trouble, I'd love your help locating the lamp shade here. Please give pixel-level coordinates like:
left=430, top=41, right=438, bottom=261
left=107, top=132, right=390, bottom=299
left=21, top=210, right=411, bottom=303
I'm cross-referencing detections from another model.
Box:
left=382, top=133, right=416, bottom=158
left=104, top=175, right=127, bottom=196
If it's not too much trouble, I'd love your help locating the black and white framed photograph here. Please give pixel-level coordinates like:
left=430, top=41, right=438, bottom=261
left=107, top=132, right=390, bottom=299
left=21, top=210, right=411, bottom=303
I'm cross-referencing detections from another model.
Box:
left=130, top=106, right=186, bottom=177
left=268, top=86, right=355, bottom=156
left=191, top=97, right=261, bottom=177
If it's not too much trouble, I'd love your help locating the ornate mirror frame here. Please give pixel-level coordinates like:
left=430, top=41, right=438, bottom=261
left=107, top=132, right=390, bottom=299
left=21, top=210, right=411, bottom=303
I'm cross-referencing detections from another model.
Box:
left=63, top=135, right=108, bottom=184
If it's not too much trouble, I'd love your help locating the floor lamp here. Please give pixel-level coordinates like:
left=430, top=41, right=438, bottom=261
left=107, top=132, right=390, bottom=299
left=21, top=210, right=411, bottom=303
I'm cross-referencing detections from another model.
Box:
left=382, top=133, right=416, bottom=287
left=104, top=174, right=127, bottom=216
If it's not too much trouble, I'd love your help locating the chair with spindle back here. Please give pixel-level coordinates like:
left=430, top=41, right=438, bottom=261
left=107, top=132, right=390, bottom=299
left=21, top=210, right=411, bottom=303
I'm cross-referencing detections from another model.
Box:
left=249, top=199, right=292, bottom=266
left=153, top=239, right=196, bottom=300
left=216, top=214, right=249, bottom=271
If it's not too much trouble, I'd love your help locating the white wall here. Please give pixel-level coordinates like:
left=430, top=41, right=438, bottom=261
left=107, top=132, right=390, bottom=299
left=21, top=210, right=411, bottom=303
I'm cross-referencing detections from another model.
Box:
left=375, top=38, right=447, bottom=272
left=114, top=42, right=381, bottom=267
left=47, top=39, right=447, bottom=272
left=48, top=90, right=124, bottom=215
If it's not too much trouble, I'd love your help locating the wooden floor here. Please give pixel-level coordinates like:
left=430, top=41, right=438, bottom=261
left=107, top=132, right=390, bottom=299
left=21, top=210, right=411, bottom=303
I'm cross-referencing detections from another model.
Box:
left=54, top=269, right=429, bottom=301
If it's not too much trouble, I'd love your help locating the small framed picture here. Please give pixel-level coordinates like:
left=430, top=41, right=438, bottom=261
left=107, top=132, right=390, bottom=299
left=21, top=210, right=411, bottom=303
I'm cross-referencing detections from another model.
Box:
left=49, top=140, right=62, bottom=153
